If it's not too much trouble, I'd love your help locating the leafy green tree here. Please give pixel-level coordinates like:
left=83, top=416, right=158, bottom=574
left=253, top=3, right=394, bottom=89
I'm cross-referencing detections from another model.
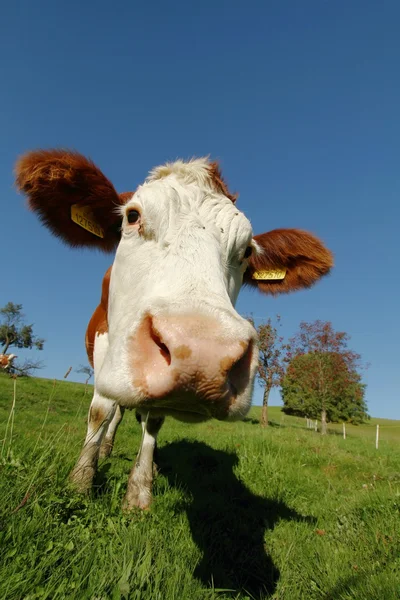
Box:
left=282, top=352, right=367, bottom=427
left=282, top=321, right=368, bottom=433
left=0, top=302, right=45, bottom=376
left=0, top=302, right=45, bottom=354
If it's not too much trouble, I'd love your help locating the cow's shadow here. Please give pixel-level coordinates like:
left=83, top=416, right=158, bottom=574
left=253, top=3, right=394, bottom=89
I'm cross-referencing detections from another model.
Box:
left=158, top=440, right=315, bottom=598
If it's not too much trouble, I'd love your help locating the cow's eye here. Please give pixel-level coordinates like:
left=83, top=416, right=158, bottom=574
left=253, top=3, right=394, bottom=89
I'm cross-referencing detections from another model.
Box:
left=127, top=209, right=140, bottom=224
left=244, top=246, right=253, bottom=259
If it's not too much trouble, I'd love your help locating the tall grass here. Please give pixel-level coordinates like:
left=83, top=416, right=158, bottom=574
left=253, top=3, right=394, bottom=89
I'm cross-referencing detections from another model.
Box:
left=0, top=374, right=399, bottom=599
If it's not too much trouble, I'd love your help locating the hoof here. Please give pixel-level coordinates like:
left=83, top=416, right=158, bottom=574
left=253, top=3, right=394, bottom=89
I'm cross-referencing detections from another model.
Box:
left=122, top=482, right=152, bottom=512
left=122, top=494, right=151, bottom=512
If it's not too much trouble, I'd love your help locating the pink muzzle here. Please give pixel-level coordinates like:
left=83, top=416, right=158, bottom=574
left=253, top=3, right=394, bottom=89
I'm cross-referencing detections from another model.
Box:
left=129, top=313, right=254, bottom=416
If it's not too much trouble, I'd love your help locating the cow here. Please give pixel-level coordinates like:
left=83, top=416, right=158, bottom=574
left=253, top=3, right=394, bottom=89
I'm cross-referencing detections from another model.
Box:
left=15, top=150, right=333, bottom=510
left=0, top=353, right=17, bottom=371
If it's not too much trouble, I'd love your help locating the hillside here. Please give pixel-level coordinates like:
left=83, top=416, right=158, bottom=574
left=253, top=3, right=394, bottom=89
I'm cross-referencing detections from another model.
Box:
left=1, top=373, right=399, bottom=599
left=1, top=374, right=398, bottom=445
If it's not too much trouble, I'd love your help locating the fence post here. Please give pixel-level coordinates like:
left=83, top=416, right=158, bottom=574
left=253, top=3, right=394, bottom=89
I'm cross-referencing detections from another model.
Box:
left=343, top=422, right=346, bottom=440
left=376, top=424, right=379, bottom=449
left=314, top=420, right=318, bottom=432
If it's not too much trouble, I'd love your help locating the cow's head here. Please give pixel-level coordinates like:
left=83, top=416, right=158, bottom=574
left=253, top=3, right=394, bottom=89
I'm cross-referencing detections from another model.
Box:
left=15, top=150, right=333, bottom=422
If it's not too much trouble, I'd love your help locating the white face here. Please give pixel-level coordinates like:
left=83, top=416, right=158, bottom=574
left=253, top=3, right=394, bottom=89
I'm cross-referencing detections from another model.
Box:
left=95, top=164, right=259, bottom=422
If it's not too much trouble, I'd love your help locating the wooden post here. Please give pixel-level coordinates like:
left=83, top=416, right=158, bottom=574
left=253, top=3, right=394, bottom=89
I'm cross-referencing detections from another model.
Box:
left=376, top=424, right=379, bottom=449
left=314, top=420, right=318, bottom=432
left=343, top=423, right=346, bottom=440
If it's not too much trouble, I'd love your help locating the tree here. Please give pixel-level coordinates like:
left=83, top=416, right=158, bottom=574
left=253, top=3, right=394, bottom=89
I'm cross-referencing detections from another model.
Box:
left=248, top=315, right=287, bottom=428
left=11, top=357, right=45, bottom=377
left=0, top=302, right=45, bottom=354
left=282, top=321, right=368, bottom=433
left=282, top=353, right=367, bottom=425
left=0, top=302, right=45, bottom=376
left=76, top=364, right=94, bottom=385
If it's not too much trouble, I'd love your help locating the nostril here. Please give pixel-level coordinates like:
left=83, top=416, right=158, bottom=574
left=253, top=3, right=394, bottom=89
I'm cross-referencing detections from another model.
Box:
left=227, top=340, right=254, bottom=397
left=149, top=318, right=171, bottom=366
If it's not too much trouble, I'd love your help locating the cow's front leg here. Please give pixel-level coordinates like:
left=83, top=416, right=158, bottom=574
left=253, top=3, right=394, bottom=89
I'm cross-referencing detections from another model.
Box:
left=122, top=414, right=164, bottom=511
left=70, top=392, right=117, bottom=492
left=99, top=405, right=125, bottom=458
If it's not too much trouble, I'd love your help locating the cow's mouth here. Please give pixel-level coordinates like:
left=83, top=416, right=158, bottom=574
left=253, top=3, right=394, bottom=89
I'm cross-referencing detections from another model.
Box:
left=136, top=403, right=212, bottom=423
left=136, top=389, right=235, bottom=421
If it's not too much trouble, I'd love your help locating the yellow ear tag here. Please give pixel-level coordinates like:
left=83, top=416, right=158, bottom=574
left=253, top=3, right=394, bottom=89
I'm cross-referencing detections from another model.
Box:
left=252, top=269, right=287, bottom=281
left=71, top=205, right=104, bottom=239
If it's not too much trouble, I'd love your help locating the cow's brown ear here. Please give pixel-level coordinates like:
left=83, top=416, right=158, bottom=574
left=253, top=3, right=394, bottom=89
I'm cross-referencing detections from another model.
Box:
left=15, top=149, right=133, bottom=252
left=244, top=228, right=333, bottom=295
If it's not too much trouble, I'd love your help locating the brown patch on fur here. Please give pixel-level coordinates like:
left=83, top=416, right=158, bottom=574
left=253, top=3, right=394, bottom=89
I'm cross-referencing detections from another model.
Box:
left=85, top=266, right=111, bottom=366
left=219, top=356, right=235, bottom=374
left=15, top=149, right=131, bottom=252
left=244, top=228, right=333, bottom=295
left=174, top=345, right=192, bottom=360
left=0, top=354, right=16, bottom=369
left=208, top=162, right=238, bottom=203
left=89, top=405, right=107, bottom=427
left=119, top=191, right=135, bottom=204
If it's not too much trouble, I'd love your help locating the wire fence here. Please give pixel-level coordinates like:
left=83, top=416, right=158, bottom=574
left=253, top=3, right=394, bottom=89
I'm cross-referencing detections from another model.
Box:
left=267, top=412, right=400, bottom=448
left=302, top=416, right=399, bottom=448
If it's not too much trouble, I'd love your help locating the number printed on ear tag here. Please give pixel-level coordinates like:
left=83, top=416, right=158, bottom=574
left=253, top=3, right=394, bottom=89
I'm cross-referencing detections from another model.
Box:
left=71, top=205, right=104, bottom=238
left=252, top=269, right=287, bottom=281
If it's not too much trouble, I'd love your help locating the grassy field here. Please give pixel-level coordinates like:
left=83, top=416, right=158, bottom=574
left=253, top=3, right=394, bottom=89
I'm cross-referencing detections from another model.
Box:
left=0, top=373, right=399, bottom=600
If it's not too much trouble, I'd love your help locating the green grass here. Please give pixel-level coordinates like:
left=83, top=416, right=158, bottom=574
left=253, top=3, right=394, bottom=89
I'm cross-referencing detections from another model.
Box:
left=0, top=373, right=399, bottom=600
left=265, top=406, right=400, bottom=445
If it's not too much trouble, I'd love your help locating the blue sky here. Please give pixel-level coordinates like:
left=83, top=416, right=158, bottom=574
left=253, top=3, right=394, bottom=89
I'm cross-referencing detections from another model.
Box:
left=1, top=0, right=399, bottom=418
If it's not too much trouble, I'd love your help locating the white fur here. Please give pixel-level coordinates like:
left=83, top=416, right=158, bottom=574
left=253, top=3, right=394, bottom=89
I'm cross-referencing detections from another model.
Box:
left=96, top=160, right=259, bottom=421
left=70, top=333, right=117, bottom=489
left=147, top=157, right=214, bottom=190
left=88, top=332, right=116, bottom=443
